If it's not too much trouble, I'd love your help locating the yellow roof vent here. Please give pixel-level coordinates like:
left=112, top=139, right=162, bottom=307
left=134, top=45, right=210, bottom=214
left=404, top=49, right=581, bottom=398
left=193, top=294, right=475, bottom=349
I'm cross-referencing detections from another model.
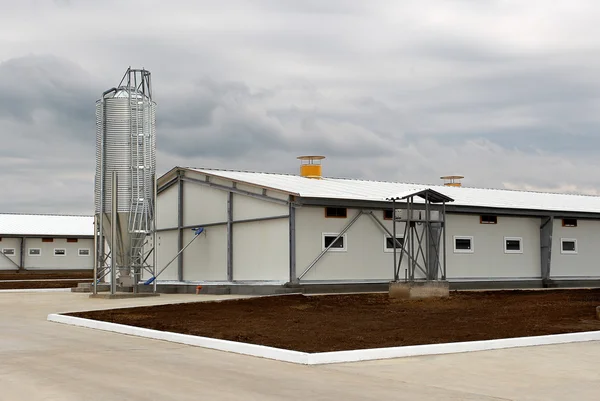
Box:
left=297, top=156, right=325, bottom=179
left=441, top=175, right=464, bottom=187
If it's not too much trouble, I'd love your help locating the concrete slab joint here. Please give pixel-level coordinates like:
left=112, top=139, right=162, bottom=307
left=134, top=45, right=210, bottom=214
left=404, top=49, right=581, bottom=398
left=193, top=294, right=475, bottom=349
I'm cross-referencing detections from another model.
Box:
left=389, top=280, right=450, bottom=299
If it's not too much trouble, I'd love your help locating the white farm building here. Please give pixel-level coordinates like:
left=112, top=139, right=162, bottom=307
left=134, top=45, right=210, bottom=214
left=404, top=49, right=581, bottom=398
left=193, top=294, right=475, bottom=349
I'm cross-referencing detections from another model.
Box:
left=0, top=214, right=94, bottom=271
left=148, top=158, right=600, bottom=293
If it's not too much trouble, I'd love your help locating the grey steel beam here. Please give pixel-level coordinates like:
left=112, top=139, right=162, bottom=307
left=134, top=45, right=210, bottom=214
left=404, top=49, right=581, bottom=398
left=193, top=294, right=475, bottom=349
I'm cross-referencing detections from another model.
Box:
left=177, top=171, right=184, bottom=281
left=157, top=177, right=178, bottom=195
left=298, top=210, right=364, bottom=280
left=227, top=192, right=233, bottom=282
left=392, top=199, right=397, bottom=281
left=445, top=205, right=600, bottom=219
left=182, top=176, right=289, bottom=206
left=442, top=202, right=447, bottom=280
left=296, top=197, right=600, bottom=220
left=540, top=216, right=554, bottom=282
left=0, top=249, right=20, bottom=269
left=289, top=201, right=297, bottom=284
left=156, top=214, right=290, bottom=232
left=93, top=215, right=98, bottom=295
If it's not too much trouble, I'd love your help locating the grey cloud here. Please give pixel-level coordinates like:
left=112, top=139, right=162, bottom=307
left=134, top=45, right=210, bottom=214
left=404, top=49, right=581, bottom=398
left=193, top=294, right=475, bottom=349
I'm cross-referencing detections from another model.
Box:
left=2, top=1, right=600, bottom=214
left=0, top=55, right=96, bottom=138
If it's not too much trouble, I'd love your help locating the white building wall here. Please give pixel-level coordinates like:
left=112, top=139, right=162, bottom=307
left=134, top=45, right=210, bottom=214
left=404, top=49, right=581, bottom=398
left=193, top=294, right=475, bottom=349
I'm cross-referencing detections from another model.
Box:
left=182, top=225, right=227, bottom=281
left=445, top=214, right=541, bottom=280
left=233, top=195, right=288, bottom=221
left=0, top=237, right=21, bottom=270
left=232, top=194, right=289, bottom=281
left=155, top=175, right=290, bottom=282
left=233, top=219, right=289, bottom=281
left=23, top=238, right=94, bottom=270
left=551, top=219, right=600, bottom=278
left=157, top=185, right=179, bottom=229
left=183, top=181, right=227, bottom=226
left=155, top=230, right=179, bottom=281
left=295, top=207, right=409, bottom=281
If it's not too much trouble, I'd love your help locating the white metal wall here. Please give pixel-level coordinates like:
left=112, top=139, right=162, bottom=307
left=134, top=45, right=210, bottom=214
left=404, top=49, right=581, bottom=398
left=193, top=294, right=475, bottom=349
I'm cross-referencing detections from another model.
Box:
left=0, top=238, right=94, bottom=270
left=445, top=214, right=541, bottom=280
left=295, top=207, right=409, bottom=281
left=551, top=219, right=600, bottom=278
left=231, top=188, right=289, bottom=281
left=156, top=184, right=179, bottom=229
left=155, top=173, right=289, bottom=282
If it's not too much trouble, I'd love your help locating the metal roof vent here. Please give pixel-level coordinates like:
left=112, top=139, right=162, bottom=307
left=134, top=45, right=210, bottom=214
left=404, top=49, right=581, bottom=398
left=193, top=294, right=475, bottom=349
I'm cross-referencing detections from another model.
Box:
left=441, top=175, right=464, bottom=187
left=297, top=156, right=325, bottom=179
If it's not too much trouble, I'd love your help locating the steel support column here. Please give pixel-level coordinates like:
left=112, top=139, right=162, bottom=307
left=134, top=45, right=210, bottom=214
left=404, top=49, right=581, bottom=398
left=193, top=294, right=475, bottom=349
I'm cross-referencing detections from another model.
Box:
left=289, top=201, right=297, bottom=284
left=540, top=216, right=554, bottom=282
left=110, top=171, right=117, bottom=295
left=19, top=237, right=25, bottom=271
left=177, top=171, right=184, bottom=281
left=226, top=192, right=233, bottom=282
left=93, top=215, right=98, bottom=295
left=392, top=199, right=397, bottom=281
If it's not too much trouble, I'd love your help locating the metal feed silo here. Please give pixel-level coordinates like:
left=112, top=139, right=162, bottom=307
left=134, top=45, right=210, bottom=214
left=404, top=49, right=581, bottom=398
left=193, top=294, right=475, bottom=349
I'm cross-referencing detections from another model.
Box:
left=94, top=67, right=157, bottom=294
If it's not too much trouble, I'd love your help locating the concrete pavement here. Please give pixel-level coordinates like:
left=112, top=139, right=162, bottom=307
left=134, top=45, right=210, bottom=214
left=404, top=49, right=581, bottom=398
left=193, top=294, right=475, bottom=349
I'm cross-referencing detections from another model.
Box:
left=0, top=291, right=598, bottom=400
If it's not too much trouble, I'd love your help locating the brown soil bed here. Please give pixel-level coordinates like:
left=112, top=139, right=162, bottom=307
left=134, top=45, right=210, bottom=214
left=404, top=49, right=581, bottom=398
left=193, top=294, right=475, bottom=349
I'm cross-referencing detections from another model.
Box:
left=0, top=271, right=92, bottom=280
left=0, top=271, right=92, bottom=289
left=69, top=289, right=600, bottom=353
left=0, top=280, right=84, bottom=290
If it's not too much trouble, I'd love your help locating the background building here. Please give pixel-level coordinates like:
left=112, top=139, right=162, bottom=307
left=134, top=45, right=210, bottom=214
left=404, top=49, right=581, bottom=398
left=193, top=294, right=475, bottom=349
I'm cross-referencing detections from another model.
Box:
left=149, top=160, right=600, bottom=291
left=0, top=214, right=94, bottom=271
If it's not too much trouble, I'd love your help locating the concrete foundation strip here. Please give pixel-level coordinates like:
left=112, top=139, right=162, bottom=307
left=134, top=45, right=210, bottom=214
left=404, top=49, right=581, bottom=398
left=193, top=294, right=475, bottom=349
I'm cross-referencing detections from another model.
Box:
left=47, top=313, right=600, bottom=365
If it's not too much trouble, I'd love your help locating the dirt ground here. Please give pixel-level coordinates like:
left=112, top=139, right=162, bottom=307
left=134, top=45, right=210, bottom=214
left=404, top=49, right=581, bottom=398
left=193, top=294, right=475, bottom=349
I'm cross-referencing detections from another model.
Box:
left=0, top=271, right=92, bottom=289
left=70, top=289, right=600, bottom=353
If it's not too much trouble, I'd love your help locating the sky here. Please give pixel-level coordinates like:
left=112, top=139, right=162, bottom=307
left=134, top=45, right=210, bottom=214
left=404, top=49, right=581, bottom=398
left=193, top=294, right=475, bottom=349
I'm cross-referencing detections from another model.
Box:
left=2, top=0, right=600, bottom=214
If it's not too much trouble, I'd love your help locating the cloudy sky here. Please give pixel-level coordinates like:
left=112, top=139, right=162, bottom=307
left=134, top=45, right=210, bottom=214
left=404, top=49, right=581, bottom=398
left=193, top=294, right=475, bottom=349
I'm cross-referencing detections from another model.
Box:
left=2, top=0, right=600, bottom=214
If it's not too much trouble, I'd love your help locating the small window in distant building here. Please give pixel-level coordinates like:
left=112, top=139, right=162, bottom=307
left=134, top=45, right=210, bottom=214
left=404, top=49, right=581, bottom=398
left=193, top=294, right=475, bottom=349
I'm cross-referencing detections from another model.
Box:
left=562, top=218, right=577, bottom=227
left=325, top=207, right=347, bottom=218
left=2, top=248, right=15, bottom=256
left=561, top=239, right=577, bottom=254
left=504, top=237, right=523, bottom=254
left=322, top=233, right=347, bottom=251
left=384, top=235, right=404, bottom=252
left=480, top=215, right=498, bottom=224
left=29, top=248, right=41, bottom=256
left=454, top=236, right=473, bottom=253
left=54, top=249, right=66, bottom=256
left=383, top=209, right=394, bottom=220
left=67, top=238, right=78, bottom=243
left=78, top=249, right=90, bottom=256
left=42, top=238, right=54, bottom=243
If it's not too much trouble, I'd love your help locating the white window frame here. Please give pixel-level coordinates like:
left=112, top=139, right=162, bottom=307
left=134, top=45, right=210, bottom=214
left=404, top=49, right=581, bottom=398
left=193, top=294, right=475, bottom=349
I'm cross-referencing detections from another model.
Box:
left=560, top=238, right=577, bottom=255
left=383, top=234, right=404, bottom=253
left=54, top=248, right=67, bottom=257
left=504, top=237, right=523, bottom=254
left=322, top=233, right=347, bottom=252
left=2, top=248, right=15, bottom=257
left=28, top=248, right=42, bottom=257
left=78, top=248, right=91, bottom=257
left=453, top=236, right=474, bottom=253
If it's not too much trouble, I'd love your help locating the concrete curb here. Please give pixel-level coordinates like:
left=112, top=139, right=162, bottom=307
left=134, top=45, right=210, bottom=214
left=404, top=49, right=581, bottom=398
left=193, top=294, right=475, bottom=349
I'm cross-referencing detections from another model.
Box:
left=47, top=313, right=600, bottom=365
left=0, top=288, right=72, bottom=293
left=47, top=314, right=309, bottom=364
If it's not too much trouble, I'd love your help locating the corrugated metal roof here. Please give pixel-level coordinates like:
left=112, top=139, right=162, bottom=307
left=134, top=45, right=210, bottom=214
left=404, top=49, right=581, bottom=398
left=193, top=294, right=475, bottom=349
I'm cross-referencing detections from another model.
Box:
left=0, top=214, right=94, bottom=237
left=188, top=168, right=600, bottom=214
